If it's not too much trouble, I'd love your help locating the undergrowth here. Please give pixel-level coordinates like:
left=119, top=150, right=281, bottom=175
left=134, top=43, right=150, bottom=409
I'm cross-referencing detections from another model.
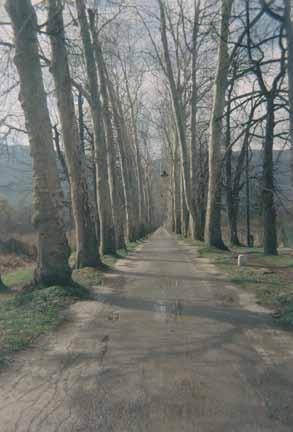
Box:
left=178, top=236, right=293, bottom=326
left=0, top=284, right=90, bottom=369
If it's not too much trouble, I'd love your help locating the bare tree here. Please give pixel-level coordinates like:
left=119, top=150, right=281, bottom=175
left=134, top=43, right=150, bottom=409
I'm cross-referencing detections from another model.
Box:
left=261, top=0, right=293, bottom=182
left=106, top=72, right=140, bottom=242
left=157, top=0, right=202, bottom=240
left=245, top=0, right=286, bottom=255
left=5, top=0, right=72, bottom=286
left=87, top=8, right=126, bottom=250
left=205, top=0, right=233, bottom=249
left=48, top=0, right=101, bottom=268
left=75, top=0, right=116, bottom=255
left=120, top=58, right=147, bottom=238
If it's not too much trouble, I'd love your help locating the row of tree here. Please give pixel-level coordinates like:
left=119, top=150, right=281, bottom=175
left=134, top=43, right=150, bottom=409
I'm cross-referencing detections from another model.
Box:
left=153, top=0, right=293, bottom=255
left=2, top=0, right=157, bottom=287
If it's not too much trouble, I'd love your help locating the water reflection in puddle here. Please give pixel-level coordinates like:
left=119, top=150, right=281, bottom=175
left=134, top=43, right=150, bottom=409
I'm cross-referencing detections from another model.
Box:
left=154, top=300, right=183, bottom=322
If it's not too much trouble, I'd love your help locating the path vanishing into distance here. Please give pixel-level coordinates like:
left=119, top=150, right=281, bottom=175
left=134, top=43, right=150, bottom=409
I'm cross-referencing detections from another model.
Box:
left=1, top=228, right=293, bottom=432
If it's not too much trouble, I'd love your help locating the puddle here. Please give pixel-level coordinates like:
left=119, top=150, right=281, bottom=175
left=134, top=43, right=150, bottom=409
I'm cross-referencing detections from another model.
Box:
left=153, top=300, right=184, bottom=322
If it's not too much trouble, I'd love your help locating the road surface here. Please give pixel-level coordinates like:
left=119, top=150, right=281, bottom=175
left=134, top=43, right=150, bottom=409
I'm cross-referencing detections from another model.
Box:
left=1, top=228, right=293, bottom=431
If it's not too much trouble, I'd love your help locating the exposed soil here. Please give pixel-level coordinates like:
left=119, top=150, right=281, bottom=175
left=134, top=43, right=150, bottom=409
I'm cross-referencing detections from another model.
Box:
left=0, top=253, right=34, bottom=274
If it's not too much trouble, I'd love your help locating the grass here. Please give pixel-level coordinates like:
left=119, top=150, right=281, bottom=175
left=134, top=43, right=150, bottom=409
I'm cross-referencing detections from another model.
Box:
left=178, top=236, right=293, bottom=325
left=0, top=284, right=90, bottom=369
left=103, top=239, right=146, bottom=268
left=0, top=236, right=146, bottom=369
left=3, top=267, right=34, bottom=288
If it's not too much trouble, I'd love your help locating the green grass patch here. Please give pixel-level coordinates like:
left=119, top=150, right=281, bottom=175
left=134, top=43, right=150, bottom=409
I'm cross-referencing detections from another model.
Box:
left=0, top=284, right=90, bottom=369
left=103, top=239, right=146, bottom=269
left=180, top=237, right=293, bottom=324
left=3, top=267, right=34, bottom=288
left=72, top=267, right=103, bottom=288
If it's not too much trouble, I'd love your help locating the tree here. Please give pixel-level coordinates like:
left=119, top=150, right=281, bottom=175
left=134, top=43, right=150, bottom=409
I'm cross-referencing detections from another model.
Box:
left=105, top=70, right=140, bottom=242
left=261, top=0, right=293, bottom=181
left=284, top=1, right=293, bottom=181
left=48, top=0, right=101, bottom=268
left=75, top=0, right=116, bottom=255
left=88, top=8, right=126, bottom=250
left=6, top=0, right=72, bottom=287
left=190, top=0, right=205, bottom=240
left=245, top=0, right=286, bottom=255
left=157, top=0, right=201, bottom=240
left=205, top=0, right=233, bottom=249
left=119, top=56, right=147, bottom=238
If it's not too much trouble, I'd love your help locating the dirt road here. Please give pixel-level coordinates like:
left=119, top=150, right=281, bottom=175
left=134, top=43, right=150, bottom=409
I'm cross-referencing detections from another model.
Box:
left=1, top=228, right=293, bottom=431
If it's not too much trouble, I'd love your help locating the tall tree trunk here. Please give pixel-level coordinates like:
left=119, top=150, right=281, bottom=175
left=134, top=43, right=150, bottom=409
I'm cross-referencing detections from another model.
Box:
left=173, top=135, right=182, bottom=235
left=53, top=124, right=73, bottom=230
left=78, top=91, right=85, bottom=154
left=75, top=0, right=116, bottom=255
left=143, top=143, right=153, bottom=232
left=263, top=97, right=278, bottom=255
left=246, top=140, right=251, bottom=247
left=284, top=1, right=293, bottom=182
left=190, top=0, right=205, bottom=240
left=225, top=89, right=241, bottom=247
left=6, top=0, right=71, bottom=287
left=226, top=148, right=241, bottom=246
left=170, top=157, right=176, bottom=232
left=205, top=0, right=233, bottom=249
left=53, top=125, right=69, bottom=183
left=174, top=163, right=182, bottom=235
left=48, top=0, right=101, bottom=268
left=181, top=172, right=189, bottom=237
left=88, top=131, right=101, bottom=247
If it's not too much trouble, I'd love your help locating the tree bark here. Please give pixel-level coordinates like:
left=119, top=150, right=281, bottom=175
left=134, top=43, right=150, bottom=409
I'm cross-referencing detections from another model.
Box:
left=143, top=142, right=153, bottom=232
left=173, top=131, right=182, bottom=235
left=78, top=91, right=85, bottom=154
left=174, top=159, right=182, bottom=235
left=190, top=0, right=205, bottom=241
left=75, top=0, right=116, bottom=255
left=88, top=130, right=101, bottom=247
left=6, top=0, right=72, bottom=287
left=48, top=0, right=101, bottom=268
left=245, top=139, right=251, bottom=247
left=284, top=1, right=293, bottom=182
left=205, top=0, right=233, bottom=249
left=53, top=124, right=73, bottom=230
left=181, top=172, right=189, bottom=238
left=226, top=147, right=241, bottom=246
left=225, top=86, right=242, bottom=247
left=263, top=97, right=278, bottom=255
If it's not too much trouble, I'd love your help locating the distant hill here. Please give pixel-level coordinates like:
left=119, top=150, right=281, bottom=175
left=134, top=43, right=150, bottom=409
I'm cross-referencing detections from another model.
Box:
left=0, top=145, right=32, bottom=207
left=0, top=145, right=292, bottom=209
left=250, top=149, right=293, bottom=203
